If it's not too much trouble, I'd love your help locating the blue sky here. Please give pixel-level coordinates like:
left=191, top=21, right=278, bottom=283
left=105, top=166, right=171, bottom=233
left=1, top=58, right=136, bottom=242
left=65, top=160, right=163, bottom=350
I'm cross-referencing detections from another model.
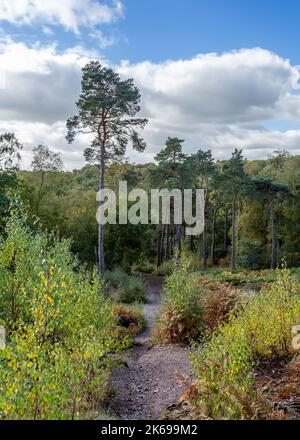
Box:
left=3, top=0, right=300, bottom=64
left=0, top=0, right=300, bottom=169
left=112, top=0, right=300, bottom=65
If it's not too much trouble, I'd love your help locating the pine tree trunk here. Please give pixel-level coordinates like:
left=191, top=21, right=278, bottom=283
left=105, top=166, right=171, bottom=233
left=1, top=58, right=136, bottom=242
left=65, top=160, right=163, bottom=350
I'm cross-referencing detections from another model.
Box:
left=211, top=206, right=218, bottom=265
left=190, top=235, right=195, bottom=253
left=224, top=208, right=228, bottom=254
left=160, top=224, right=165, bottom=263
left=157, top=225, right=162, bottom=268
left=165, top=224, right=170, bottom=260
left=231, top=200, right=236, bottom=272
left=270, top=197, right=277, bottom=270
left=98, top=147, right=105, bottom=276
left=203, top=222, right=207, bottom=271
left=176, top=224, right=182, bottom=253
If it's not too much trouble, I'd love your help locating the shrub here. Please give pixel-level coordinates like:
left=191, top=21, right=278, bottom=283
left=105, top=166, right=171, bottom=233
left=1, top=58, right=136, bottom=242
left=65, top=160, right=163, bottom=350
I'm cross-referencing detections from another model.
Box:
left=118, top=275, right=146, bottom=303
left=201, top=280, right=240, bottom=330
left=104, top=268, right=128, bottom=289
left=155, top=259, right=174, bottom=276
left=190, top=268, right=300, bottom=419
left=202, top=268, right=277, bottom=286
left=237, top=239, right=265, bottom=270
left=105, top=268, right=146, bottom=303
left=0, top=216, right=128, bottom=419
left=131, top=262, right=156, bottom=273
left=153, top=255, right=204, bottom=344
left=113, top=304, right=146, bottom=337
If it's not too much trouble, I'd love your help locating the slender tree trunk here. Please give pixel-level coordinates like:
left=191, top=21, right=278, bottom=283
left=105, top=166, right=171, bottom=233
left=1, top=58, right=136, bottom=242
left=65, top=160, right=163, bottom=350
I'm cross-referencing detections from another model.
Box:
left=224, top=208, right=228, bottom=255
left=160, top=224, right=165, bottom=263
left=171, top=225, right=175, bottom=257
left=156, top=225, right=162, bottom=268
left=203, top=222, right=207, bottom=271
left=165, top=224, right=170, bottom=260
left=190, top=235, right=195, bottom=253
left=231, top=200, right=236, bottom=272
left=176, top=224, right=182, bottom=253
left=270, top=196, right=277, bottom=270
left=210, top=206, right=219, bottom=265
left=98, top=147, right=105, bottom=276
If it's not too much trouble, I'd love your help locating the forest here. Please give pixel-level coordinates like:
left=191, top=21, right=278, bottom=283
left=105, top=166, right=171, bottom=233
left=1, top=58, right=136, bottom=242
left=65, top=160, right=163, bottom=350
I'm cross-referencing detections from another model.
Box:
left=0, top=61, right=300, bottom=421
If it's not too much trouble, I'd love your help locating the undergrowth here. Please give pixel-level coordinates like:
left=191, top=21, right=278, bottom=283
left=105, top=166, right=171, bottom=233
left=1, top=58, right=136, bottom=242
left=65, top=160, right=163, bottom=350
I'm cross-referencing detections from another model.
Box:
left=0, top=215, right=129, bottom=420
left=153, top=255, right=204, bottom=344
left=190, top=268, right=300, bottom=419
left=105, top=269, right=146, bottom=303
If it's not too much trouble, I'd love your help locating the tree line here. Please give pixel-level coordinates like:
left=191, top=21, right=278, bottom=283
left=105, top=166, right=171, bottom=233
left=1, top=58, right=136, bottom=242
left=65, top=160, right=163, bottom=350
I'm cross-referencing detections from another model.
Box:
left=0, top=61, right=299, bottom=273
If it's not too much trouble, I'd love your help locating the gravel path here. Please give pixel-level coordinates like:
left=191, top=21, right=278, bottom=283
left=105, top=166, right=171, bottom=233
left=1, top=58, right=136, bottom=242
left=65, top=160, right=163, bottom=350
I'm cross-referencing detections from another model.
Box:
left=107, top=275, right=191, bottom=420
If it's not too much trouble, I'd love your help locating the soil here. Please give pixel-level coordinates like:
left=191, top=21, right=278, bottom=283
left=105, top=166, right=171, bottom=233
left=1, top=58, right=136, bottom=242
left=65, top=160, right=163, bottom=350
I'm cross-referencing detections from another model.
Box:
left=253, top=354, right=300, bottom=419
left=107, top=275, right=191, bottom=420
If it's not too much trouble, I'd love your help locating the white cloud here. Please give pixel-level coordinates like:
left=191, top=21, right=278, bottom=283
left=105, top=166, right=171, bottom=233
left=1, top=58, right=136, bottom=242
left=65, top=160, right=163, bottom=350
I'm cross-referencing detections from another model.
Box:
left=118, top=48, right=300, bottom=160
left=42, top=25, right=54, bottom=36
left=0, top=0, right=124, bottom=33
left=1, top=40, right=300, bottom=169
left=89, top=29, right=117, bottom=49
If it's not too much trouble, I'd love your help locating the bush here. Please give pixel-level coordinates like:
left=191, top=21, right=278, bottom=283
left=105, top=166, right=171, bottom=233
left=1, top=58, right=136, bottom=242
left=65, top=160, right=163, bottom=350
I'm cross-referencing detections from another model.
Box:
left=113, top=304, right=146, bottom=337
left=104, top=268, right=128, bottom=289
left=202, top=268, right=277, bottom=286
left=153, top=255, right=204, bottom=344
left=105, top=269, right=146, bottom=304
left=131, top=262, right=156, bottom=273
left=237, top=239, right=265, bottom=270
left=190, top=268, right=300, bottom=419
left=118, top=275, right=146, bottom=303
left=0, top=216, right=128, bottom=419
left=201, top=280, right=240, bottom=330
left=155, top=259, right=174, bottom=276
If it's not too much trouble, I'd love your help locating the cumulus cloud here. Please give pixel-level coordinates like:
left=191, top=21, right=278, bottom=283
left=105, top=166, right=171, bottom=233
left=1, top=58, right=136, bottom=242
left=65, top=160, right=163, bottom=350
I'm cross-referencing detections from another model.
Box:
left=89, top=29, right=117, bottom=49
left=118, top=48, right=300, bottom=159
left=1, top=39, right=300, bottom=169
left=0, top=0, right=124, bottom=33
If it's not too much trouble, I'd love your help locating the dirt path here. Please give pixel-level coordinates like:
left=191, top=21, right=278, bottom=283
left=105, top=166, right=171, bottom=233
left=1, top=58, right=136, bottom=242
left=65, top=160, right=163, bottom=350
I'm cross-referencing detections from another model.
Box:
left=107, top=275, right=191, bottom=420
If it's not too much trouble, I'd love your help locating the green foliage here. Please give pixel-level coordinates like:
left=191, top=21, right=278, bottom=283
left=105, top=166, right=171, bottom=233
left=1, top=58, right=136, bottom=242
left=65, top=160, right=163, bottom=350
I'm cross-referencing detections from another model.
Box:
left=155, top=259, right=174, bottom=276
left=113, top=304, right=147, bottom=338
left=118, top=276, right=146, bottom=304
left=153, top=255, right=204, bottom=344
left=200, top=267, right=277, bottom=285
left=0, top=133, right=22, bottom=171
left=105, top=269, right=146, bottom=304
left=236, top=239, right=265, bottom=269
left=0, top=216, right=127, bottom=419
left=190, top=268, right=300, bottom=419
left=131, top=261, right=156, bottom=273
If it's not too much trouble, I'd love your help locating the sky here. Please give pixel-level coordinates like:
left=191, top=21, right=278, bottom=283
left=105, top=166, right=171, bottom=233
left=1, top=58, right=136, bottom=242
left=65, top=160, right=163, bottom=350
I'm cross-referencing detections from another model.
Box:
left=1, top=0, right=300, bottom=170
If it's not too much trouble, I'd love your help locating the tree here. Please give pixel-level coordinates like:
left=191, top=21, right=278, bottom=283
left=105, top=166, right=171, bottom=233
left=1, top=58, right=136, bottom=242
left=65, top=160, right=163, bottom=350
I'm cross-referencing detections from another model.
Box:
left=152, top=137, right=187, bottom=261
left=187, top=150, right=215, bottom=270
left=222, top=149, right=251, bottom=272
left=0, top=133, right=23, bottom=227
left=31, top=145, right=63, bottom=215
left=66, top=61, right=147, bottom=275
left=0, top=132, right=22, bottom=171
left=268, top=149, right=291, bottom=171
left=254, top=177, right=289, bottom=269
